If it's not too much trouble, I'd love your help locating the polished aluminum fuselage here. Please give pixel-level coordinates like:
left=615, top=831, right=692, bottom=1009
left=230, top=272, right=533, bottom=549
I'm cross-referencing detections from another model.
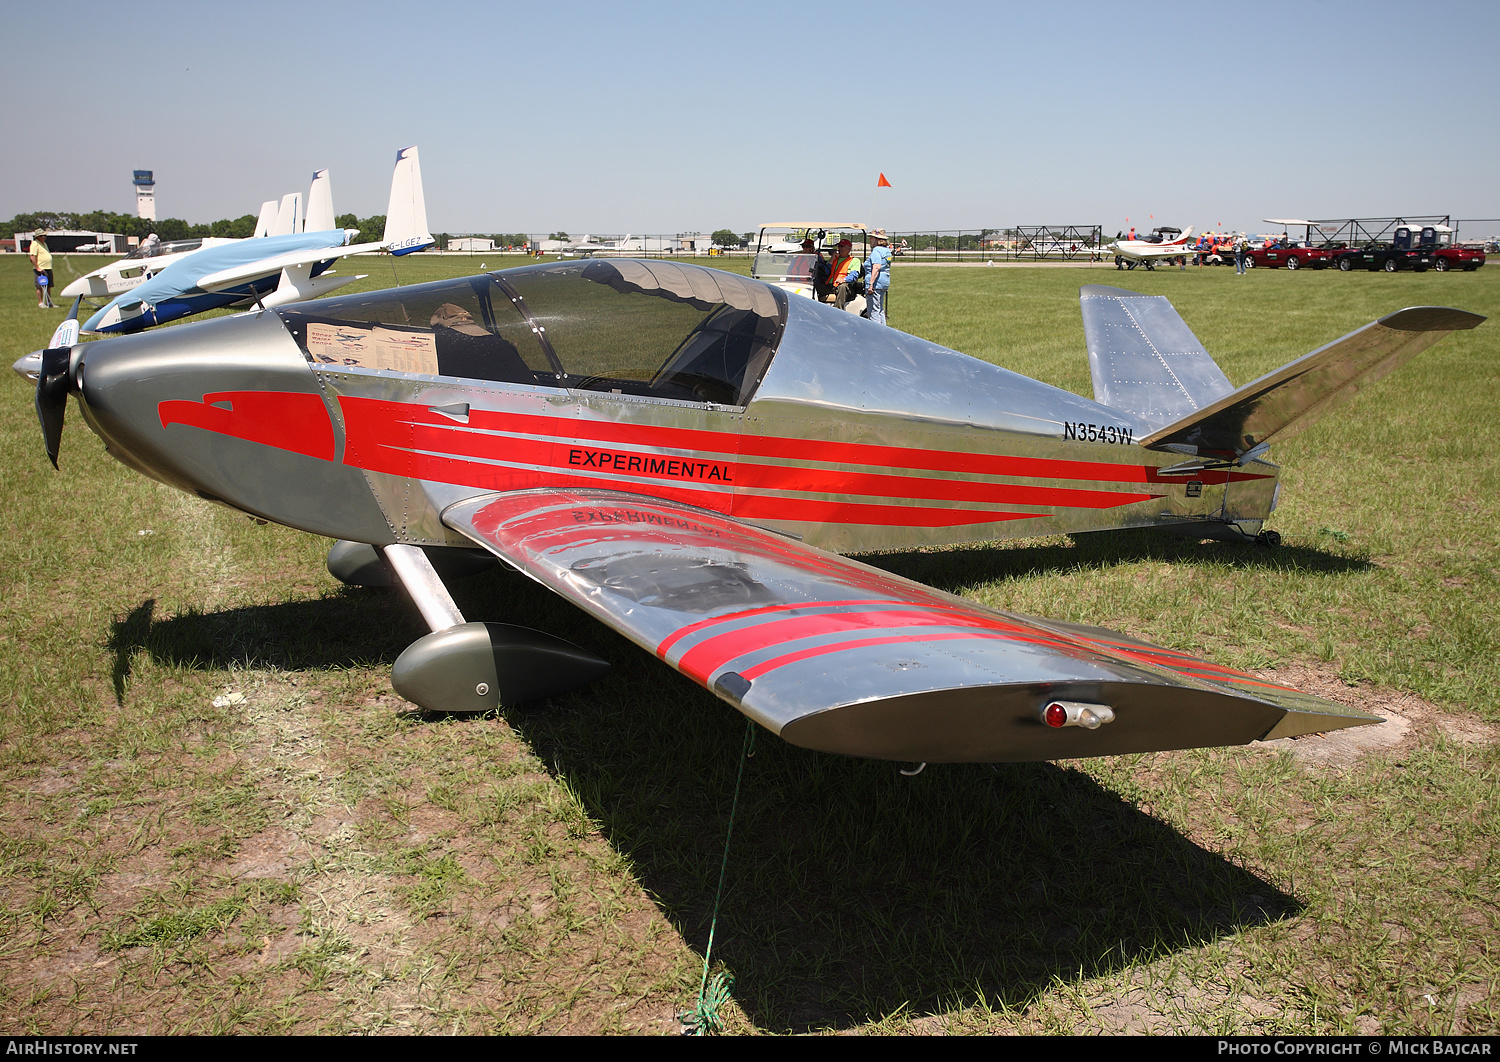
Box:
left=74, top=280, right=1278, bottom=556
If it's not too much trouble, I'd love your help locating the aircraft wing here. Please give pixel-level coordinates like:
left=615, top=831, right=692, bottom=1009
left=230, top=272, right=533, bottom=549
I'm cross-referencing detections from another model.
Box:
left=195, top=240, right=382, bottom=292
left=442, top=487, right=1376, bottom=762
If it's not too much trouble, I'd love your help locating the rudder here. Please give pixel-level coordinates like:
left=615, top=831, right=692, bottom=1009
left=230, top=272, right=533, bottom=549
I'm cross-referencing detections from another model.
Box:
left=1080, top=285, right=1234, bottom=426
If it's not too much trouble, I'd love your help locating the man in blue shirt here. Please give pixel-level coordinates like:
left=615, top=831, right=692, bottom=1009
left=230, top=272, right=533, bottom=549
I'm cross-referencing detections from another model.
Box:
left=863, top=229, right=892, bottom=325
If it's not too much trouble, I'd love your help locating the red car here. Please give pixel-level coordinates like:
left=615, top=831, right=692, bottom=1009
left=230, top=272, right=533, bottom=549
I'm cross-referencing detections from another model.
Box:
left=1429, top=245, right=1486, bottom=272
left=1243, top=241, right=1341, bottom=270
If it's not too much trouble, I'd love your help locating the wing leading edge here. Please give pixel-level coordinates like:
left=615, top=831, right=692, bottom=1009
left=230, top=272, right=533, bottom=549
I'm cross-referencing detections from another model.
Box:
left=442, top=488, right=1376, bottom=762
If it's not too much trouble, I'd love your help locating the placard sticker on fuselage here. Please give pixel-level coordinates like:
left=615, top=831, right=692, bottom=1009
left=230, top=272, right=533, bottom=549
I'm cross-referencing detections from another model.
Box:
left=306, top=322, right=439, bottom=375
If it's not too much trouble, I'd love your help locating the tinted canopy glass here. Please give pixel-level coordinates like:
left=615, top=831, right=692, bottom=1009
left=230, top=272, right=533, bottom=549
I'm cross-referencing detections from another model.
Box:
left=279, top=260, right=786, bottom=407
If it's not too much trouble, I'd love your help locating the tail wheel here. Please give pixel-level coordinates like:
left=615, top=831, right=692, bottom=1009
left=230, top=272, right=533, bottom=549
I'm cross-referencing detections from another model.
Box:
left=1256, top=530, right=1282, bottom=548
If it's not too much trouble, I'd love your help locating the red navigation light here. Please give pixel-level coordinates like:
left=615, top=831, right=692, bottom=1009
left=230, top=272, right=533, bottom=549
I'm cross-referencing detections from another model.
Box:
left=1041, top=700, right=1116, bottom=729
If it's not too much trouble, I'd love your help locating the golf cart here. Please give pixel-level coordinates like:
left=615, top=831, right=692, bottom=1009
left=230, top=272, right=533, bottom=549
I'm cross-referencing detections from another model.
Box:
left=750, top=222, right=870, bottom=314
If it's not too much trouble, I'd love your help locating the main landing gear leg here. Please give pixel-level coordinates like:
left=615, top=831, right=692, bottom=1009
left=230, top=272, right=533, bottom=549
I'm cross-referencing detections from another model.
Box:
left=376, top=543, right=609, bottom=713
left=1160, top=521, right=1282, bottom=547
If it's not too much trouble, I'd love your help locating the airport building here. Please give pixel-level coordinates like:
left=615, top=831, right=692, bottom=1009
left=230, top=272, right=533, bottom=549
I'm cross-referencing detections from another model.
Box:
left=11, top=230, right=129, bottom=254
left=134, top=170, right=156, bottom=221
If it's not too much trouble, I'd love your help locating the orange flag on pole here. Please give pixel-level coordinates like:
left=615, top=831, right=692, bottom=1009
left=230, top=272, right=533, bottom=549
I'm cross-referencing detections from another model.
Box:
left=877, top=173, right=892, bottom=187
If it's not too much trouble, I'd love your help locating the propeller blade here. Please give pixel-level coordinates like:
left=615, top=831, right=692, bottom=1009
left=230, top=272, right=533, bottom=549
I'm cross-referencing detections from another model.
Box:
left=35, top=346, right=72, bottom=469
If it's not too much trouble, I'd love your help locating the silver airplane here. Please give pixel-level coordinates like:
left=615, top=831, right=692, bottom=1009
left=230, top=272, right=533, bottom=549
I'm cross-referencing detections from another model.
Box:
left=25, top=264, right=1483, bottom=763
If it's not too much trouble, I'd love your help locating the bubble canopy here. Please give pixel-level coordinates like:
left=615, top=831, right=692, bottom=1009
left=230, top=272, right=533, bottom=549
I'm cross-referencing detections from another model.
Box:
left=278, top=260, right=788, bottom=407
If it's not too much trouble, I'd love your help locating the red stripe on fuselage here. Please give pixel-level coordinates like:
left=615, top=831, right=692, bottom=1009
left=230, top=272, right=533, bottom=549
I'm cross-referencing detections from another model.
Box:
left=737, top=461, right=1159, bottom=509
left=158, top=391, right=336, bottom=461
left=332, top=395, right=1184, bottom=528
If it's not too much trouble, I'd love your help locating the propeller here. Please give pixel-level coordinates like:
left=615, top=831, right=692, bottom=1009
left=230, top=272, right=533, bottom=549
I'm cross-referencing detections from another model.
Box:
left=33, top=297, right=83, bottom=469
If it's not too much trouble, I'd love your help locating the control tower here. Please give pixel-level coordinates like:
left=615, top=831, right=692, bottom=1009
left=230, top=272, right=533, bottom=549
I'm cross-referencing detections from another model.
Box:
left=133, top=170, right=156, bottom=221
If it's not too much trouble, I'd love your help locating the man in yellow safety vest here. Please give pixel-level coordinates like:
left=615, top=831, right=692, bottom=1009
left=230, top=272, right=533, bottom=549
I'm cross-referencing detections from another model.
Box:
left=815, top=238, right=863, bottom=309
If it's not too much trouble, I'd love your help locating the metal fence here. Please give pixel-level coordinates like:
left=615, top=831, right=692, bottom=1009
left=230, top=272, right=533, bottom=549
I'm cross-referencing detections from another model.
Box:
left=435, top=235, right=720, bottom=258
left=434, top=229, right=1114, bottom=262
left=886, top=227, right=1107, bottom=262
left=432, top=218, right=1500, bottom=260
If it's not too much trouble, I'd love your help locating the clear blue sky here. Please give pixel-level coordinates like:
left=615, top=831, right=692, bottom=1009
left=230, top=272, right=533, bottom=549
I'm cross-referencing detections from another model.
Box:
left=5, top=0, right=1497, bottom=237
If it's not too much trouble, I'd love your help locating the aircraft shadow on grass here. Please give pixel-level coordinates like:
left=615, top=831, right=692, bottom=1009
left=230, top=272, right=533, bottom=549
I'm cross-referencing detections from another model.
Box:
left=508, top=695, right=1302, bottom=1033
left=863, top=527, right=1374, bottom=595
left=109, top=548, right=1308, bottom=1031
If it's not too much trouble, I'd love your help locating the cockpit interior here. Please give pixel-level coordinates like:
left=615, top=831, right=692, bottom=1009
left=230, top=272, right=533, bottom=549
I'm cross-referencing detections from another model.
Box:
left=278, top=260, right=787, bottom=408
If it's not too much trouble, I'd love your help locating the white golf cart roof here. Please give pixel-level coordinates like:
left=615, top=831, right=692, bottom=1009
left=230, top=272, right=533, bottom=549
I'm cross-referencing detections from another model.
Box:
left=759, top=221, right=869, bottom=231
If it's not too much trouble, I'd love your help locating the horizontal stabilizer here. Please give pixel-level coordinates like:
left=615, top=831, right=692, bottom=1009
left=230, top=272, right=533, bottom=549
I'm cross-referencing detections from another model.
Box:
left=1080, top=285, right=1234, bottom=425
left=1141, top=306, right=1485, bottom=455
left=442, top=488, right=1378, bottom=763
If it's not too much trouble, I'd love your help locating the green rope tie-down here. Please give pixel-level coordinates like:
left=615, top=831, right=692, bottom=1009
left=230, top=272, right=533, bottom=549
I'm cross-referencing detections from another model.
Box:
left=682, top=718, right=756, bottom=1035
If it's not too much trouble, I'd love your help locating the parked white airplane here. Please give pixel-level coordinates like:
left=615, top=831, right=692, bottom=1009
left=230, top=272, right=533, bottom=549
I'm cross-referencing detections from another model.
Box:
left=556, top=234, right=636, bottom=257
left=1106, top=226, right=1196, bottom=270
left=60, top=170, right=334, bottom=302
left=83, top=147, right=433, bottom=334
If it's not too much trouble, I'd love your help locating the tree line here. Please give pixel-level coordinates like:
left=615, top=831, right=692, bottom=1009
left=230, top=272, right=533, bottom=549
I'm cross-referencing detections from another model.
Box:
left=11, top=209, right=748, bottom=252
left=7, top=209, right=392, bottom=247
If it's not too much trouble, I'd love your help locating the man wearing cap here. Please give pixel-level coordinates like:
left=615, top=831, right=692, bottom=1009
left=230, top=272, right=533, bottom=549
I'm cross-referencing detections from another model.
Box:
left=800, top=237, right=829, bottom=290
left=430, top=302, right=530, bottom=382
left=816, top=238, right=863, bottom=309
left=862, top=229, right=893, bottom=326
left=29, top=232, right=55, bottom=308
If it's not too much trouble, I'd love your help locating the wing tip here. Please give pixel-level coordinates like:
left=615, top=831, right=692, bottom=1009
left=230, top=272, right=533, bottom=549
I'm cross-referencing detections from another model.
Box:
left=1259, top=705, right=1385, bottom=741
left=1378, top=306, right=1486, bottom=333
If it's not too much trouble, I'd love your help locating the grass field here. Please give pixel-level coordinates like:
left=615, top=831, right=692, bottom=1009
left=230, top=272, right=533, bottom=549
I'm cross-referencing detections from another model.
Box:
left=0, top=251, right=1496, bottom=1034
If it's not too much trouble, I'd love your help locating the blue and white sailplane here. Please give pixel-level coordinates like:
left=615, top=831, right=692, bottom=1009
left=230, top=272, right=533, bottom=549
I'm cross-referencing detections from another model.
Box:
left=83, top=146, right=433, bottom=334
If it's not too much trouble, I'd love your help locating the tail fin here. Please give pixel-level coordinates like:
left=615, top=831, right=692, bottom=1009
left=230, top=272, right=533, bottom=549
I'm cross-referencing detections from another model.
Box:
left=271, top=192, right=302, bottom=237
left=48, top=297, right=82, bottom=350
left=1080, top=285, right=1233, bottom=425
left=303, top=168, right=334, bottom=233
left=382, top=145, right=434, bottom=255
left=1140, top=307, right=1485, bottom=457
left=254, top=200, right=278, bottom=238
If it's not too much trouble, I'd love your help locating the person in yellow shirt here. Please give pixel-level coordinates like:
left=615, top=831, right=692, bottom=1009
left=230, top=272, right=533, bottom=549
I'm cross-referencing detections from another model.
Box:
left=29, top=232, right=55, bottom=308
